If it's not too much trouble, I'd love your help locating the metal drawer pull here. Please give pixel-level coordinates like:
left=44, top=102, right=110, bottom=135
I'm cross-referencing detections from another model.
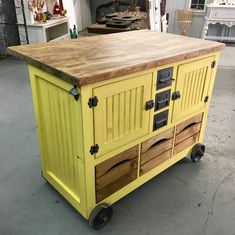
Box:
left=157, top=98, right=169, bottom=104
left=159, top=77, right=175, bottom=83
left=155, top=118, right=167, bottom=125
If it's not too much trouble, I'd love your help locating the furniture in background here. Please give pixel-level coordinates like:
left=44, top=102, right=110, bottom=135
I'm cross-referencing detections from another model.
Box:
left=201, top=2, right=235, bottom=41
left=15, top=0, right=70, bottom=44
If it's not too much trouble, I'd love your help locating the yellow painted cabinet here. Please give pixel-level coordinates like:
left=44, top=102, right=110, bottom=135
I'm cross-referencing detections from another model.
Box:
left=93, top=73, right=153, bottom=157
left=172, top=56, right=215, bottom=122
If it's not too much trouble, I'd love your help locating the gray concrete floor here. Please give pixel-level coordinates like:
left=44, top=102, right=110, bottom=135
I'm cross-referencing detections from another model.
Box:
left=0, top=47, right=235, bottom=235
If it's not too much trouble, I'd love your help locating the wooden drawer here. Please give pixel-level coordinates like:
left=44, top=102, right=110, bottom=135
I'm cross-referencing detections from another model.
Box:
left=140, top=128, right=174, bottom=175
left=174, top=113, right=202, bottom=154
left=176, top=113, right=202, bottom=135
left=174, top=133, right=199, bottom=155
left=96, top=145, right=138, bottom=203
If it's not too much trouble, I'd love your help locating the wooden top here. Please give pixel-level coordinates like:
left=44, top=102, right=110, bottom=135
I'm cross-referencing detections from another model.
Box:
left=8, top=30, right=225, bottom=87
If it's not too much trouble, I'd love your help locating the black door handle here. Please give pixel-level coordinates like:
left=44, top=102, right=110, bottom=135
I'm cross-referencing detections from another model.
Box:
left=172, top=91, right=181, bottom=101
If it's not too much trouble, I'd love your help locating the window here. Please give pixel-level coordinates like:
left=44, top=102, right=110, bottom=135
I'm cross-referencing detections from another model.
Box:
left=189, top=0, right=206, bottom=11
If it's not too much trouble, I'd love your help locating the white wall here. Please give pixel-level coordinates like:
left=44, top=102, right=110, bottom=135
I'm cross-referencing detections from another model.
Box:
left=166, top=0, right=212, bottom=38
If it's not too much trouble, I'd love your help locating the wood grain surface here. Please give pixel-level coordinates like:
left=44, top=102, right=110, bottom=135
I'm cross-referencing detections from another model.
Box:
left=8, top=30, right=225, bottom=87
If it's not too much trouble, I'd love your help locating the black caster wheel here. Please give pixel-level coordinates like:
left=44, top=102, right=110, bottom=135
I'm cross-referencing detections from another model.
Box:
left=88, top=203, right=113, bottom=229
left=190, top=143, right=205, bottom=162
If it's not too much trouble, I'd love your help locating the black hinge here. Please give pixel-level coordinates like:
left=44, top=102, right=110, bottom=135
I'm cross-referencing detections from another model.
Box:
left=145, top=100, right=154, bottom=111
left=204, top=96, right=209, bottom=103
left=90, top=144, right=99, bottom=155
left=69, top=87, right=79, bottom=101
left=88, top=96, right=98, bottom=108
left=211, top=60, right=216, bottom=68
left=172, top=91, right=181, bottom=101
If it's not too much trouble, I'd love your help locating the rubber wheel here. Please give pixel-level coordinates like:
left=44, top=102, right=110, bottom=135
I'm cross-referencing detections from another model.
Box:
left=88, top=203, right=113, bottom=229
left=190, top=143, right=205, bottom=162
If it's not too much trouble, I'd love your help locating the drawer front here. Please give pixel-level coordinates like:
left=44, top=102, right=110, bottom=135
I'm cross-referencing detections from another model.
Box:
left=141, top=150, right=172, bottom=175
left=174, top=133, right=199, bottom=155
left=140, top=128, right=174, bottom=175
left=156, top=67, right=173, bottom=90
left=174, top=113, right=202, bottom=154
left=153, top=110, right=169, bottom=131
left=96, top=145, right=138, bottom=203
left=155, top=89, right=171, bottom=111
left=176, top=113, right=202, bottom=134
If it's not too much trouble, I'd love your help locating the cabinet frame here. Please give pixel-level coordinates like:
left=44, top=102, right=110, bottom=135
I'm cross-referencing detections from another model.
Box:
left=29, top=52, right=220, bottom=220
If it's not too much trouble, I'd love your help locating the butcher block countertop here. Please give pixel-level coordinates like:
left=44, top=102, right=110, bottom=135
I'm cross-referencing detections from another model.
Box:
left=8, top=30, right=225, bottom=87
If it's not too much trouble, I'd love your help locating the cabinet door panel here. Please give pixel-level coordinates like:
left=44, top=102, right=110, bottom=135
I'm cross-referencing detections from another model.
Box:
left=93, top=73, right=152, bottom=157
left=172, top=56, right=214, bottom=122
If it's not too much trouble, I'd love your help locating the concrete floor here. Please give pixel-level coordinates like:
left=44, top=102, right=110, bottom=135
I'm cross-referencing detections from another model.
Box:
left=0, top=47, right=235, bottom=235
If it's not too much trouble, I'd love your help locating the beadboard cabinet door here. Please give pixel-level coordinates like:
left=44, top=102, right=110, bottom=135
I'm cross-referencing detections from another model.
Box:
left=93, top=73, right=153, bottom=157
left=172, top=56, right=215, bottom=122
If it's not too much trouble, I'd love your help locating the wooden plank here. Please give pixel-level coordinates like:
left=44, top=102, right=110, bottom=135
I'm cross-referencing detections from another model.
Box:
left=96, top=170, right=137, bottom=203
left=96, top=145, right=138, bottom=178
left=175, top=122, right=201, bottom=145
left=174, top=133, right=199, bottom=155
left=141, top=128, right=174, bottom=153
left=8, top=30, right=225, bottom=87
left=96, top=157, right=137, bottom=191
left=176, top=113, right=203, bottom=135
left=141, top=139, right=173, bottom=165
left=140, top=149, right=172, bottom=175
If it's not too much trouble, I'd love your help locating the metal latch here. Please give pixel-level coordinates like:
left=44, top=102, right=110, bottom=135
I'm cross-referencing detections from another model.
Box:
left=211, top=60, right=216, bottom=68
left=69, top=87, right=79, bottom=101
left=145, top=100, right=154, bottom=111
left=172, top=91, right=181, bottom=101
left=90, top=144, right=99, bottom=155
left=204, top=96, right=209, bottom=103
left=88, top=96, right=98, bottom=108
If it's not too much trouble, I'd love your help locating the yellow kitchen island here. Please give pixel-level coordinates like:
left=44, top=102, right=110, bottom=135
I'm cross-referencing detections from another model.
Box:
left=8, top=30, right=225, bottom=229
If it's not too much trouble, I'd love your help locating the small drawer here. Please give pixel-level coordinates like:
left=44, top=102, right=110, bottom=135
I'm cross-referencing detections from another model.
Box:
left=153, top=110, right=169, bottom=131
left=140, top=128, right=174, bottom=175
left=175, top=122, right=201, bottom=145
left=155, top=89, right=171, bottom=111
left=176, top=113, right=203, bottom=135
left=157, top=67, right=173, bottom=90
left=141, top=150, right=172, bottom=175
left=174, top=133, right=199, bottom=155
left=96, top=145, right=138, bottom=203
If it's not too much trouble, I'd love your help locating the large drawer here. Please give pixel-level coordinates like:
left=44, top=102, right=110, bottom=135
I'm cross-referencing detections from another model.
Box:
left=140, top=128, right=174, bottom=175
left=174, top=113, right=202, bottom=155
left=96, top=145, right=138, bottom=203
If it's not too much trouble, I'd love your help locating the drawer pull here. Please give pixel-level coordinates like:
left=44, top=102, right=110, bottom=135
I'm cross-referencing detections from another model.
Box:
left=181, top=122, right=198, bottom=132
left=157, top=98, right=169, bottom=104
left=106, top=159, right=132, bottom=174
left=155, top=118, right=167, bottom=125
left=159, top=77, right=175, bottom=83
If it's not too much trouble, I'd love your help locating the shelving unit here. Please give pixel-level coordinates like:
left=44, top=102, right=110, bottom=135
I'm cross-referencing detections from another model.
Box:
left=14, top=0, right=70, bottom=44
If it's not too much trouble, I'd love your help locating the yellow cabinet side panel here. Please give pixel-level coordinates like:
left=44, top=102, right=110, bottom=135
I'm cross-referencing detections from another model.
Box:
left=29, top=65, right=87, bottom=218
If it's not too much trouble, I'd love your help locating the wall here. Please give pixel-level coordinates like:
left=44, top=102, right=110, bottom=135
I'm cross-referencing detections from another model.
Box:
left=166, top=0, right=206, bottom=38
left=1, top=0, right=20, bottom=55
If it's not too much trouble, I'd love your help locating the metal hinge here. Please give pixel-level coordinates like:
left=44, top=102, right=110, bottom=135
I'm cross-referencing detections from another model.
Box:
left=211, top=60, right=216, bottom=68
left=204, top=96, right=209, bottom=103
left=90, top=144, right=99, bottom=155
left=69, top=87, right=79, bottom=101
left=88, top=96, right=98, bottom=108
